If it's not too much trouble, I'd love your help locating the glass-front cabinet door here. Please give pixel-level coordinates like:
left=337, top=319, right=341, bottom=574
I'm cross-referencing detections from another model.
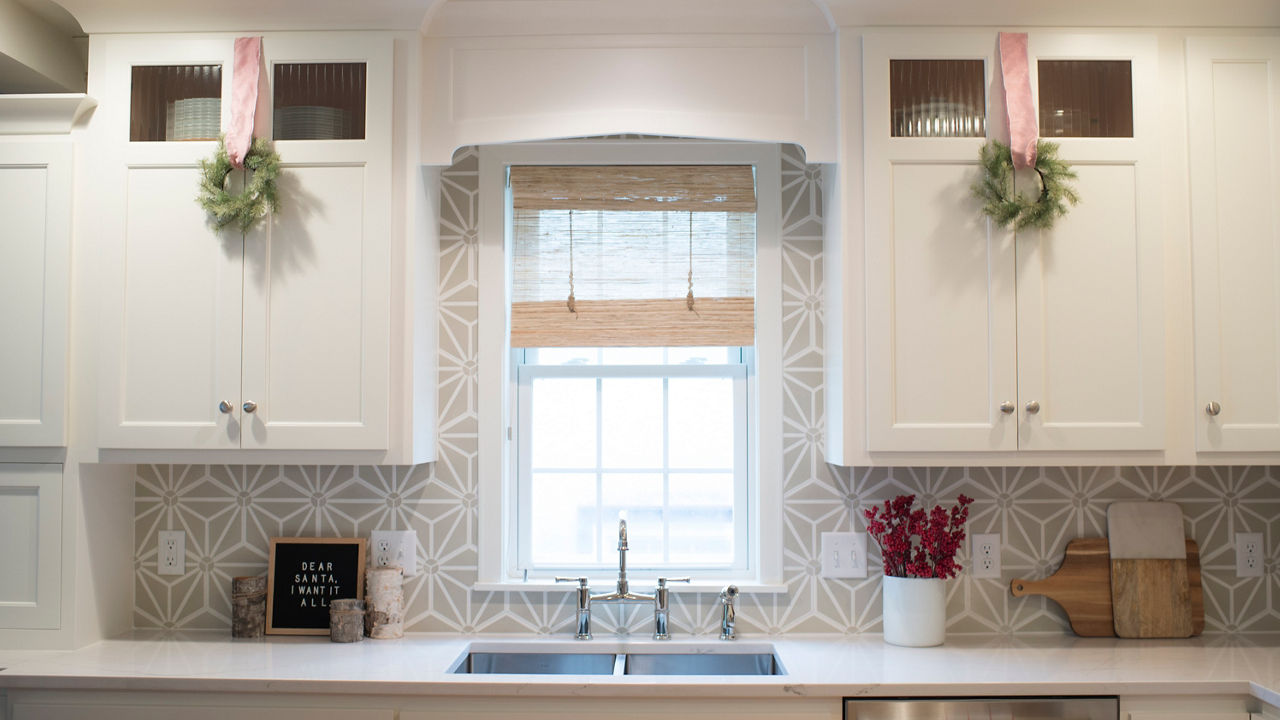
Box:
left=94, top=33, right=392, bottom=452
left=862, top=32, right=1162, bottom=455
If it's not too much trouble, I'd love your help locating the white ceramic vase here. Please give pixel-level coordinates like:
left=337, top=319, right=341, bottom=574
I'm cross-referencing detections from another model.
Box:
left=881, top=575, right=946, bottom=647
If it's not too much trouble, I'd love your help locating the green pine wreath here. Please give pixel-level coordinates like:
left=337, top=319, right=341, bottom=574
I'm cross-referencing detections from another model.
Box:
left=972, top=139, right=1080, bottom=231
left=197, top=136, right=281, bottom=233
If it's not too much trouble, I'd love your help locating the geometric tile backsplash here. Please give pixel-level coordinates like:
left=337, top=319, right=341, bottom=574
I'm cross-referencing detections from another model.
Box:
left=135, top=143, right=1280, bottom=636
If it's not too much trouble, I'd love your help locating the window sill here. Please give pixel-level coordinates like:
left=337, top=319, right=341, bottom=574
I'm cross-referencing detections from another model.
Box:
left=472, top=581, right=790, bottom=594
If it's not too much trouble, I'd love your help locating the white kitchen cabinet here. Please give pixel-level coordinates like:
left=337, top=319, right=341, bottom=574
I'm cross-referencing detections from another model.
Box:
left=9, top=703, right=390, bottom=720
left=92, top=33, right=393, bottom=452
left=0, top=464, right=61, bottom=630
left=0, top=140, right=71, bottom=448
left=862, top=32, right=1163, bottom=453
left=1187, top=37, right=1280, bottom=454
left=401, top=700, right=839, bottom=720
left=1129, top=715, right=1251, bottom=720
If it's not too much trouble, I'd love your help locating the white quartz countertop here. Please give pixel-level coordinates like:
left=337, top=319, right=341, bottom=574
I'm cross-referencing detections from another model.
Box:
left=2, top=631, right=1279, bottom=705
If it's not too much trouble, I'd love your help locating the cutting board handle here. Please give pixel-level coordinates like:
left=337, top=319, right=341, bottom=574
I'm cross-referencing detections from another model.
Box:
left=1010, top=578, right=1043, bottom=597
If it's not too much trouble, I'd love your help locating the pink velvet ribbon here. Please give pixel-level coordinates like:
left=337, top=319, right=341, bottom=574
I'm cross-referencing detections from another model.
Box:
left=226, top=36, right=264, bottom=169
left=998, top=32, right=1037, bottom=169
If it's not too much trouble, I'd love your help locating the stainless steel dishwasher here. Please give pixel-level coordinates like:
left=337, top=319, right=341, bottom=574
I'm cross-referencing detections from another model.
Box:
left=845, top=697, right=1118, bottom=719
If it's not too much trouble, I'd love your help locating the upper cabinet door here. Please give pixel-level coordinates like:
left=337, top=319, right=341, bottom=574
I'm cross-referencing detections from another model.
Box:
left=1015, top=34, right=1164, bottom=451
left=238, top=34, right=391, bottom=450
left=95, top=37, right=244, bottom=449
left=0, top=142, right=71, bottom=448
left=864, top=34, right=1019, bottom=452
left=1188, top=37, right=1280, bottom=453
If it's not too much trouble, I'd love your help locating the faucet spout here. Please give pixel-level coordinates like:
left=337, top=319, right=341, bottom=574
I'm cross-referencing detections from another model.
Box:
left=591, top=518, right=653, bottom=603
left=615, top=518, right=630, bottom=596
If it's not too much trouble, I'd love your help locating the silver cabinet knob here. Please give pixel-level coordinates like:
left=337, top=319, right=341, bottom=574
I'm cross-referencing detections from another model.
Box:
left=1025, top=400, right=1041, bottom=415
left=1206, top=401, right=1222, bottom=417
left=218, top=400, right=234, bottom=414
left=1000, top=401, right=1015, bottom=414
left=242, top=401, right=258, bottom=414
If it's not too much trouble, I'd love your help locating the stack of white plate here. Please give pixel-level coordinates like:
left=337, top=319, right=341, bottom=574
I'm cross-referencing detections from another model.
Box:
left=166, top=97, right=221, bottom=141
left=274, top=105, right=351, bottom=140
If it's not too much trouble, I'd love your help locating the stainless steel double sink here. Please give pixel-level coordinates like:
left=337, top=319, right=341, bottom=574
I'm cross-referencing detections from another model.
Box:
left=451, top=644, right=784, bottom=676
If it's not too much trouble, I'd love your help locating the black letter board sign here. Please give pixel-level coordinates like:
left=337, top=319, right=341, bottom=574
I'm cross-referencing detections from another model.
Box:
left=266, top=537, right=367, bottom=635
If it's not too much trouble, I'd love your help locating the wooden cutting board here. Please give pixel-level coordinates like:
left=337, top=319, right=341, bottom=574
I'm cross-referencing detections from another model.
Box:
left=1011, top=538, right=1114, bottom=637
left=1187, top=539, right=1205, bottom=636
left=1010, top=538, right=1204, bottom=637
left=1108, top=501, right=1194, bottom=638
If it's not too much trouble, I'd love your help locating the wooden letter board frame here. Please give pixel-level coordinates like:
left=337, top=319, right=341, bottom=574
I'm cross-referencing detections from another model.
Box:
left=266, top=537, right=367, bottom=635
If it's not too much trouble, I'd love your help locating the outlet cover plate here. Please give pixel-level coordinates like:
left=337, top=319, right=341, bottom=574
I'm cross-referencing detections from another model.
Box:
left=371, top=530, right=419, bottom=577
left=158, top=530, right=185, bottom=576
left=820, top=531, right=868, bottom=579
left=972, top=533, right=1002, bottom=579
left=1236, top=532, right=1264, bottom=578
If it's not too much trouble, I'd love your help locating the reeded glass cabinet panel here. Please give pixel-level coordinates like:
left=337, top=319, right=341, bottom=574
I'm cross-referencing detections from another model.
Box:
left=130, top=65, right=222, bottom=142
left=1038, top=60, right=1133, bottom=137
left=272, top=62, right=367, bottom=140
left=889, top=59, right=986, bottom=138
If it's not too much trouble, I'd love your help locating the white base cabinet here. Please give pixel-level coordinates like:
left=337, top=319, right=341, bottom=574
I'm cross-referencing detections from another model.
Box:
left=0, top=465, right=61, bottom=630
left=401, top=699, right=839, bottom=720
left=1122, top=694, right=1273, bottom=720
left=1129, top=715, right=1251, bottom=720
left=2, top=693, right=838, bottom=720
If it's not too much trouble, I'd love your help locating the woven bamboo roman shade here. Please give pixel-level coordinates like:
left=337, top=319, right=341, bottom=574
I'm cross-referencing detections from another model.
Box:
left=510, top=165, right=757, bottom=348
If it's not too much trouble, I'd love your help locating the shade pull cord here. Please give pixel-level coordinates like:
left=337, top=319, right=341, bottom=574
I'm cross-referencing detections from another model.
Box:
left=567, top=209, right=577, bottom=316
left=686, top=212, right=700, bottom=318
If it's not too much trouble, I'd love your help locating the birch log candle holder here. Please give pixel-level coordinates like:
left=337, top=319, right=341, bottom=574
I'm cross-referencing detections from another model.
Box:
left=329, top=598, right=365, bottom=642
left=364, top=566, right=405, bottom=639
left=231, top=575, right=267, bottom=638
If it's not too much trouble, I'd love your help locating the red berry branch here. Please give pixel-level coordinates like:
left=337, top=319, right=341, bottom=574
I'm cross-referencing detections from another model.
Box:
left=863, top=494, right=974, bottom=579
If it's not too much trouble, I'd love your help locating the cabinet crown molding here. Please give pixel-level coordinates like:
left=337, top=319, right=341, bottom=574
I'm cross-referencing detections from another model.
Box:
left=0, top=94, right=97, bottom=135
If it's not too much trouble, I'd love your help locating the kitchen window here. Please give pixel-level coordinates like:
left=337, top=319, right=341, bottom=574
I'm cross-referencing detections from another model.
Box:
left=475, top=141, right=784, bottom=590
left=516, top=346, right=749, bottom=573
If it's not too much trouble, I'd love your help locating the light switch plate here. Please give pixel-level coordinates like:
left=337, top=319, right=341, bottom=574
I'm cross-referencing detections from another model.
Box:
left=158, top=530, right=185, bottom=576
left=821, top=531, right=867, bottom=579
left=371, top=530, right=420, bottom=577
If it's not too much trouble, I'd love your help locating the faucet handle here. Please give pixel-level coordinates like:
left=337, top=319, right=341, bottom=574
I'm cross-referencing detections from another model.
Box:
left=656, top=577, right=691, bottom=588
left=555, top=576, right=589, bottom=589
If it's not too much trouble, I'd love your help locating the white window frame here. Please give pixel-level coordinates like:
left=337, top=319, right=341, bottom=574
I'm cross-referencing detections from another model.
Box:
left=516, top=354, right=751, bottom=575
left=475, top=140, right=784, bottom=592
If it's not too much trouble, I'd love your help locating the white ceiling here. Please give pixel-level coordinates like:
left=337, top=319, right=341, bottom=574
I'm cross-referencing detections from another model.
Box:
left=42, top=0, right=1280, bottom=35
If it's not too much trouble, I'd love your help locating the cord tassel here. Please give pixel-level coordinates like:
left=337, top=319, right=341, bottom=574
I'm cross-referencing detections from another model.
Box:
left=567, top=209, right=578, bottom=316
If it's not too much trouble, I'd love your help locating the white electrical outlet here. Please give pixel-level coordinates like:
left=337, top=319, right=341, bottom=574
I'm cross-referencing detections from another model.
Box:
left=371, top=530, right=420, bottom=577
left=1236, top=532, right=1264, bottom=578
left=158, top=530, right=185, bottom=576
left=972, top=533, right=1002, bottom=579
left=820, top=531, right=868, bottom=579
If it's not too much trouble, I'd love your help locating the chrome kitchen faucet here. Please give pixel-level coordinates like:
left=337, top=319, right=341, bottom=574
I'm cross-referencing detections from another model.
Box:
left=555, top=518, right=689, bottom=640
